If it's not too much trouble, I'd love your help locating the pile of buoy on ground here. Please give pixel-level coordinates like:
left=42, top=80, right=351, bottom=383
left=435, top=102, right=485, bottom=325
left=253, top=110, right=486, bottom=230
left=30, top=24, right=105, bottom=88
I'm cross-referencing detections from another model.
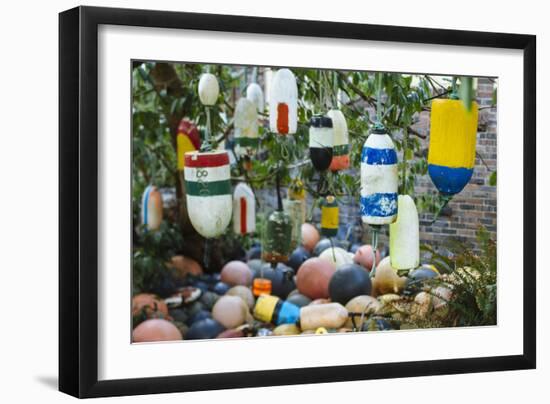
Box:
left=132, top=223, right=453, bottom=342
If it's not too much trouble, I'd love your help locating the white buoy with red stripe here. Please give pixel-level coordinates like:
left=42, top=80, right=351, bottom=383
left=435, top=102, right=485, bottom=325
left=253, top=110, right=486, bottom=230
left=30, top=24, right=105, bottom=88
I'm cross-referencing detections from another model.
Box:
left=141, top=185, right=163, bottom=231
left=269, top=68, right=297, bottom=135
left=233, top=182, right=256, bottom=235
left=184, top=150, right=232, bottom=238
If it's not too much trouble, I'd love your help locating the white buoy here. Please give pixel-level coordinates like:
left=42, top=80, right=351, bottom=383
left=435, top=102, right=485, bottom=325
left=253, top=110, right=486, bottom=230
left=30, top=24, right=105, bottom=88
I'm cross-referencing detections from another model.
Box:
left=390, top=195, right=420, bottom=270
left=327, top=109, right=350, bottom=171
left=184, top=150, right=232, bottom=238
left=233, top=182, right=256, bottom=235
left=269, top=68, right=297, bottom=135
left=246, top=82, right=264, bottom=113
left=198, top=73, right=219, bottom=106
left=360, top=127, right=398, bottom=225
left=233, top=98, right=259, bottom=158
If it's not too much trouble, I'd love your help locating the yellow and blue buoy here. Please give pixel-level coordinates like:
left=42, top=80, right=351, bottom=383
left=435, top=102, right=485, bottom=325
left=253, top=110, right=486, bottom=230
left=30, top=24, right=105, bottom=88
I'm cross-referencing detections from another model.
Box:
left=428, top=98, right=478, bottom=195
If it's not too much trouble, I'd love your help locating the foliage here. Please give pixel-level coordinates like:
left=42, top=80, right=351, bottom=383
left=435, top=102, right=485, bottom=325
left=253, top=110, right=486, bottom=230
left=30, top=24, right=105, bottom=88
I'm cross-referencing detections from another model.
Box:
left=420, top=226, right=497, bottom=327
left=132, top=221, right=184, bottom=295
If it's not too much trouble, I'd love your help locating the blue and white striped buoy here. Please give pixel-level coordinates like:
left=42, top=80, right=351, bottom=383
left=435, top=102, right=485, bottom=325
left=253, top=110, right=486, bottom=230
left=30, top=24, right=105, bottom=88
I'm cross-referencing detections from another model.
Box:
left=360, top=125, right=398, bottom=225
left=141, top=185, right=163, bottom=231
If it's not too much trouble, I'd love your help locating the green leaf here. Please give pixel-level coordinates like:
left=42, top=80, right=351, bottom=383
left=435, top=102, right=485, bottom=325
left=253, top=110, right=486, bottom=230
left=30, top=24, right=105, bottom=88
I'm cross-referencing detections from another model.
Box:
left=489, top=171, right=497, bottom=186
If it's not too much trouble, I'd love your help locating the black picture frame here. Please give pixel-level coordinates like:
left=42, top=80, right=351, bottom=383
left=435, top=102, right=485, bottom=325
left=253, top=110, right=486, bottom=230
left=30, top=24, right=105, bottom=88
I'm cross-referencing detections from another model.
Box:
left=59, top=5, right=536, bottom=398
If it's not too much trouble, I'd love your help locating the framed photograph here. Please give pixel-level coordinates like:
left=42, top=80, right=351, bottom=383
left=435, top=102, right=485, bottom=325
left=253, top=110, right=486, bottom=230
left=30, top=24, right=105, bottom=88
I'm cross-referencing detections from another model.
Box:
left=59, top=6, right=536, bottom=398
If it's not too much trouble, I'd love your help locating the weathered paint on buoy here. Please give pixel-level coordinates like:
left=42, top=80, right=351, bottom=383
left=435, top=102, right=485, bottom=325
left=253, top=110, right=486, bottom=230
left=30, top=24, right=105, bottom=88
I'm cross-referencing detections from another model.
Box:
left=177, top=119, right=200, bottom=170
left=299, top=303, right=348, bottom=331
left=132, top=319, right=182, bottom=342
left=252, top=278, right=272, bottom=297
left=318, top=247, right=353, bottom=268
left=198, top=73, right=219, bottom=106
left=360, top=127, right=398, bottom=225
left=390, top=195, right=420, bottom=270
left=327, top=109, right=350, bottom=171
left=261, top=210, right=293, bottom=263
left=233, top=182, right=255, bottom=235
left=301, top=223, right=320, bottom=253
left=141, top=185, right=163, bottom=231
left=428, top=98, right=478, bottom=195
left=329, top=264, right=372, bottom=305
left=309, top=115, right=333, bottom=171
left=269, top=68, right=297, bottom=135
left=184, top=150, right=232, bottom=238
left=211, top=295, right=251, bottom=329
left=372, top=257, right=407, bottom=296
left=234, top=98, right=259, bottom=158
left=246, top=82, right=264, bottom=113
left=320, top=195, right=339, bottom=237
left=253, top=295, right=300, bottom=325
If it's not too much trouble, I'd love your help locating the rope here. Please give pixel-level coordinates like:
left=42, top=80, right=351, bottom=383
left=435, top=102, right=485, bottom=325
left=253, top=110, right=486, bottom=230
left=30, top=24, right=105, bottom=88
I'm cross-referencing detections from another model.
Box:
left=369, top=225, right=380, bottom=278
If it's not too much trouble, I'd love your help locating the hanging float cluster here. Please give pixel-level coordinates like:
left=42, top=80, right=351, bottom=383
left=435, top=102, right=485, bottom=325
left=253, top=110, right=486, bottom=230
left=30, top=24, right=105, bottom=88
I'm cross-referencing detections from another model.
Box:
left=144, top=67, right=477, bottom=290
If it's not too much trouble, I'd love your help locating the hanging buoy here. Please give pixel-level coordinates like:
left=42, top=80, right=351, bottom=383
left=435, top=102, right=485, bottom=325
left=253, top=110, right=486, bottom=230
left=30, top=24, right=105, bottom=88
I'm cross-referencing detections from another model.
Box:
left=389, top=195, right=420, bottom=270
left=309, top=115, right=333, bottom=171
left=284, top=181, right=306, bottom=250
left=327, top=109, right=350, bottom=171
left=198, top=73, right=219, bottom=106
left=285, top=179, right=306, bottom=243
left=320, top=195, right=339, bottom=237
left=246, top=82, right=264, bottom=113
left=234, top=98, right=259, bottom=158
left=177, top=119, right=200, bottom=170
left=183, top=150, right=232, bottom=238
left=141, top=185, right=163, bottom=231
left=233, top=182, right=255, bottom=235
left=283, top=199, right=304, bottom=250
left=269, top=68, right=297, bottom=135
left=428, top=98, right=478, bottom=195
left=261, top=210, right=293, bottom=263
left=360, top=124, right=398, bottom=225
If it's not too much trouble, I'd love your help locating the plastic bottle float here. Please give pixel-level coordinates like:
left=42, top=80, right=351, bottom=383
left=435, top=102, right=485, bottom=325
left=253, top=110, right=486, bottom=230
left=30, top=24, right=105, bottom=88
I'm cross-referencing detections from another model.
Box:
left=283, top=179, right=306, bottom=250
